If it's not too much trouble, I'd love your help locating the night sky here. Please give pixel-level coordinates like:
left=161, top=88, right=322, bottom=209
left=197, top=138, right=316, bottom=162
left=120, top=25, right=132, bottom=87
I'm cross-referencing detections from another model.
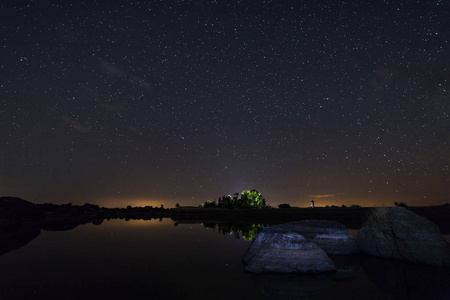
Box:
left=1, top=1, right=449, bottom=208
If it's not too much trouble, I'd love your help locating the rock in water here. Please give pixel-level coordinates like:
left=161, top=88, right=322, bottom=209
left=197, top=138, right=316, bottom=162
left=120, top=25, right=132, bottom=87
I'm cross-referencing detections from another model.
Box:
left=357, top=207, right=450, bottom=267
left=242, top=227, right=336, bottom=273
left=275, top=220, right=360, bottom=255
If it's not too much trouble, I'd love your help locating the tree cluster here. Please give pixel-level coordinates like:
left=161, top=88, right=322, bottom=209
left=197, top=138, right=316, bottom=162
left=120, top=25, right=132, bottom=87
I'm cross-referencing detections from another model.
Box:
left=201, top=190, right=267, bottom=209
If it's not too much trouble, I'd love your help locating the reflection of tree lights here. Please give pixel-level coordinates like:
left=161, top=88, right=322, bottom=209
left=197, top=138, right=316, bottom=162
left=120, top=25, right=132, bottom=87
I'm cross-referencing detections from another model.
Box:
left=202, top=223, right=265, bottom=241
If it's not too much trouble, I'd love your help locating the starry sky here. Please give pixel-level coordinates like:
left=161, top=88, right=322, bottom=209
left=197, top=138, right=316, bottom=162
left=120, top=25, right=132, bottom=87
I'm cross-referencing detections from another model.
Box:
left=1, top=0, right=449, bottom=208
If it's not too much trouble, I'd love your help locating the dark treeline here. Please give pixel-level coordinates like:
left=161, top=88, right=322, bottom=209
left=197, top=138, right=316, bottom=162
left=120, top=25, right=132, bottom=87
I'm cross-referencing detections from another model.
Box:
left=2, top=197, right=450, bottom=233
left=38, top=202, right=175, bottom=229
left=0, top=197, right=175, bottom=231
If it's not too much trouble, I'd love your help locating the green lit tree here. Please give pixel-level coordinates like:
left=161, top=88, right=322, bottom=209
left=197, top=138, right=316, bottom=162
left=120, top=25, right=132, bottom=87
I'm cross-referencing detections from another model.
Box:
left=204, top=189, right=266, bottom=209
left=240, top=189, right=266, bottom=209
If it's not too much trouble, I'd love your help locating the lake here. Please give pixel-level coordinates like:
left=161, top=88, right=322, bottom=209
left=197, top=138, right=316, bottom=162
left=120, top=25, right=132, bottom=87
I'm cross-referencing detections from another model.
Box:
left=1, top=218, right=449, bottom=299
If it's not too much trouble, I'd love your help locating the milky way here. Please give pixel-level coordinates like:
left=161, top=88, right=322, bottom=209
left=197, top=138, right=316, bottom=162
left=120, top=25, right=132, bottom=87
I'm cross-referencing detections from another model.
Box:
left=1, top=1, right=449, bottom=207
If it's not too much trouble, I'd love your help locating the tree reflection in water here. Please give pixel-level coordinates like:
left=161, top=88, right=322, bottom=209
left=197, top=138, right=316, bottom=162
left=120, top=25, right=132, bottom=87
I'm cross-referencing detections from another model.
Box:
left=201, top=223, right=267, bottom=241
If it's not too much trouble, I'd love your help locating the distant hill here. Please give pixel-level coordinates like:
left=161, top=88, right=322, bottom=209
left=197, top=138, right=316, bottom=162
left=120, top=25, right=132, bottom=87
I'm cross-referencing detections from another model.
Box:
left=0, top=196, right=42, bottom=220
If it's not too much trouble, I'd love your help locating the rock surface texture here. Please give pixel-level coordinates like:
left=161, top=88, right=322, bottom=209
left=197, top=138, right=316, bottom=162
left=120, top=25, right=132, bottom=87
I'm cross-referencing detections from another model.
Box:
left=357, top=207, right=450, bottom=267
left=275, top=220, right=360, bottom=255
left=243, top=227, right=336, bottom=273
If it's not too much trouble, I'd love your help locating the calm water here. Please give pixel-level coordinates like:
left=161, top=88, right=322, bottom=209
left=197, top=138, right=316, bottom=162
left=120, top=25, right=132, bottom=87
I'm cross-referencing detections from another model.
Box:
left=1, top=219, right=449, bottom=300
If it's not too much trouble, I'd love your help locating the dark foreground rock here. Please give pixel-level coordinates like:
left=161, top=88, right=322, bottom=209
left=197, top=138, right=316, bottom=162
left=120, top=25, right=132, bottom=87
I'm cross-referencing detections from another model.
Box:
left=243, top=227, right=336, bottom=273
left=274, top=220, right=360, bottom=255
left=357, top=207, right=450, bottom=267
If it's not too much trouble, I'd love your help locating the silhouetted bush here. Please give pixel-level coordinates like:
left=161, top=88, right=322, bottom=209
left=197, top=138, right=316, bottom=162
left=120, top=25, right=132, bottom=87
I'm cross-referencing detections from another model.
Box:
left=278, top=203, right=291, bottom=209
left=349, top=204, right=361, bottom=208
left=394, top=201, right=408, bottom=208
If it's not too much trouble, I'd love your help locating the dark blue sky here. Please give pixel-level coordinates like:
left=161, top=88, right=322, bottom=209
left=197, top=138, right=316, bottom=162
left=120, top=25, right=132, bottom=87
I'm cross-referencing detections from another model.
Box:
left=1, top=0, right=449, bottom=207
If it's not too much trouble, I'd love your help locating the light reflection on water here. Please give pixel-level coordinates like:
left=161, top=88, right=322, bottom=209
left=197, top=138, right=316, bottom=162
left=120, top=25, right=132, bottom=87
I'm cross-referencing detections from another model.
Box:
left=0, top=219, right=449, bottom=300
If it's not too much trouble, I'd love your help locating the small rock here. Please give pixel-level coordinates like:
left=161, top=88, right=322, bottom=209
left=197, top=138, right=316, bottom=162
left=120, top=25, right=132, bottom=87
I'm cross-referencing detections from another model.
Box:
left=275, top=220, right=360, bottom=255
left=243, top=227, right=336, bottom=273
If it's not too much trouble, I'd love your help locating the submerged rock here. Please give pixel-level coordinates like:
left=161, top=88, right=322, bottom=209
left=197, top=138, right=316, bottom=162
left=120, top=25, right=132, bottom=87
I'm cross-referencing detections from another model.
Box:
left=330, top=254, right=362, bottom=282
left=357, top=207, right=450, bottom=267
left=275, top=220, right=360, bottom=255
left=242, top=227, right=335, bottom=273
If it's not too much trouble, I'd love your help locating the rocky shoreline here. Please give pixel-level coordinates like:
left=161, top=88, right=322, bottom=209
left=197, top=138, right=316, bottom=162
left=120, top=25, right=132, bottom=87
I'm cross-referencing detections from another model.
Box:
left=243, top=208, right=450, bottom=273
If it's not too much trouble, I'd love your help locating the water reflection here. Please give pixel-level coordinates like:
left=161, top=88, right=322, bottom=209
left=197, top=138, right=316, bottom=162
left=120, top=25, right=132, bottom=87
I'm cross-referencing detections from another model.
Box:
left=0, top=219, right=449, bottom=300
left=0, top=223, right=40, bottom=256
left=255, top=255, right=365, bottom=299
left=259, top=273, right=333, bottom=299
left=331, top=254, right=363, bottom=282
left=362, top=256, right=450, bottom=300
left=198, top=222, right=450, bottom=299
left=201, top=222, right=266, bottom=240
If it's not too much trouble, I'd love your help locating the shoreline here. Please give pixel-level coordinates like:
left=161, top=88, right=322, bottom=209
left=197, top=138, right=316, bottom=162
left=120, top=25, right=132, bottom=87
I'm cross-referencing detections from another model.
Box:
left=1, top=197, right=449, bottom=233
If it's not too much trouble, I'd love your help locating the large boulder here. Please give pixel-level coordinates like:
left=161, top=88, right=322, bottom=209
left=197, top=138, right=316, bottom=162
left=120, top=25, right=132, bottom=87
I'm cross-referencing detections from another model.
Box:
left=242, top=227, right=336, bottom=273
left=357, top=207, right=450, bottom=267
left=275, top=220, right=360, bottom=255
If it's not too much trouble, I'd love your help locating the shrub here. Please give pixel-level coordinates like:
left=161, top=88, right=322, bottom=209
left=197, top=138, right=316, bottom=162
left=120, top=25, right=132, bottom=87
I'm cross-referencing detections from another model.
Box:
left=201, top=200, right=217, bottom=208
left=278, top=203, right=291, bottom=209
left=349, top=204, right=361, bottom=208
left=394, top=201, right=408, bottom=208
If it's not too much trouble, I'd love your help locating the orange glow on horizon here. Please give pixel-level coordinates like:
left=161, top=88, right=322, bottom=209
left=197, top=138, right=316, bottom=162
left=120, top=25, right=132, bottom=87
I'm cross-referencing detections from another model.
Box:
left=97, top=197, right=172, bottom=208
left=102, top=218, right=172, bottom=228
left=289, top=196, right=401, bottom=208
left=92, top=192, right=445, bottom=209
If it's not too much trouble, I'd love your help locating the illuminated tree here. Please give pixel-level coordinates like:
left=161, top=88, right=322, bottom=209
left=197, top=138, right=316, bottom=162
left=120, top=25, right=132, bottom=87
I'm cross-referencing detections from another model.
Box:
left=240, top=189, right=266, bottom=209
left=204, top=189, right=266, bottom=209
